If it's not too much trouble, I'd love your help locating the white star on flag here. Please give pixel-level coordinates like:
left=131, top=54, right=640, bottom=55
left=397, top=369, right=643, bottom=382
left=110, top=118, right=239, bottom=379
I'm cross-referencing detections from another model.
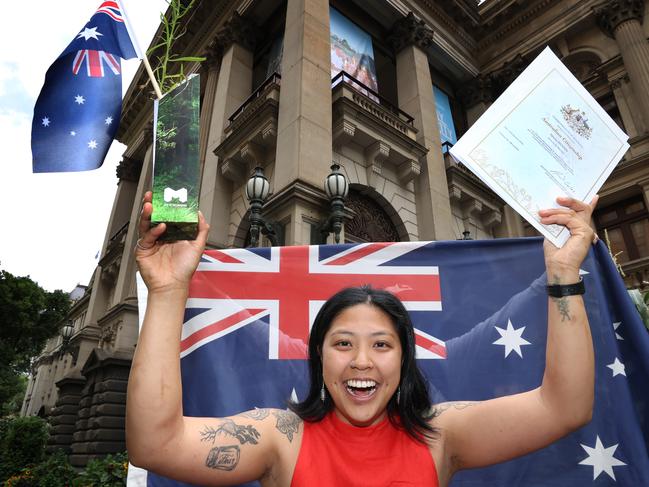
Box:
left=289, top=388, right=299, bottom=405
left=74, top=95, right=85, bottom=105
left=105, top=116, right=113, bottom=125
left=41, top=117, right=50, bottom=127
left=493, top=319, right=531, bottom=358
left=70, top=131, right=76, bottom=136
left=613, top=321, right=623, bottom=340
left=607, top=357, right=626, bottom=377
left=77, top=26, right=103, bottom=41
left=579, top=435, right=626, bottom=480
left=88, top=140, right=98, bottom=149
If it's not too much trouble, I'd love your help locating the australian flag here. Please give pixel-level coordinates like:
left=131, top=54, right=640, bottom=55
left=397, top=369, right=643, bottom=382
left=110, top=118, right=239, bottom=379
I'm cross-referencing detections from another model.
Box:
left=31, top=1, right=139, bottom=172
left=133, top=238, right=649, bottom=486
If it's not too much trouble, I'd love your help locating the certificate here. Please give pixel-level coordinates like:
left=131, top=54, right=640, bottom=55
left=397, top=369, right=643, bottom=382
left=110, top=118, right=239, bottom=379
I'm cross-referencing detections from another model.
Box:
left=449, top=47, right=629, bottom=247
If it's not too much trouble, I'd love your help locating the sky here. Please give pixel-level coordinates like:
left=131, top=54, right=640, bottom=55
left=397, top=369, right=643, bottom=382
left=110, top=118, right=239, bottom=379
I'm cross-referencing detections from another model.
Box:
left=0, top=0, right=167, bottom=292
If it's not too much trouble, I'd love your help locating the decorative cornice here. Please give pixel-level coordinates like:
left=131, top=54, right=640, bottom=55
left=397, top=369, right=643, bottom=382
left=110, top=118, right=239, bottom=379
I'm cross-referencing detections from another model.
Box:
left=477, top=0, right=559, bottom=47
left=388, top=12, right=435, bottom=53
left=595, top=0, right=645, bottom=38
left=115, top=156, right=142, bottom=183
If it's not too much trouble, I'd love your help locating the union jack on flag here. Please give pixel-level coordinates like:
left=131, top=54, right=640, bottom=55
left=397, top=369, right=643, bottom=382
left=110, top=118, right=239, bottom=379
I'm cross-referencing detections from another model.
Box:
left=134, top=239, right=649, bottom=487
left=72, top=50, right=121, bottom=77
left=31, top=0, right=139, bottom=172
left=183, top=242, right=446, bottom=360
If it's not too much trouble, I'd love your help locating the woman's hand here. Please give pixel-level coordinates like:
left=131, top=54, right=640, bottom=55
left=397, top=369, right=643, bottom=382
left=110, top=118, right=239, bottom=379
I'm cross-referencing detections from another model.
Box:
left=538, top=196, right=598, bottom=279
left=135, top=191, right=209, bottom=294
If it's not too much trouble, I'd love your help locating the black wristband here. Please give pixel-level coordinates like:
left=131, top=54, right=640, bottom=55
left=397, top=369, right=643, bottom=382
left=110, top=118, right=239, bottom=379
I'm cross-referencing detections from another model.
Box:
left=546, top=277, right=585, bottom=297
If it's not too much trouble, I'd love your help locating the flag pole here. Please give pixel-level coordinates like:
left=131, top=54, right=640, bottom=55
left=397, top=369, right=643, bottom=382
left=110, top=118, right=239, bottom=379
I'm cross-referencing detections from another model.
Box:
left=116, top=0, right=163, bottom=99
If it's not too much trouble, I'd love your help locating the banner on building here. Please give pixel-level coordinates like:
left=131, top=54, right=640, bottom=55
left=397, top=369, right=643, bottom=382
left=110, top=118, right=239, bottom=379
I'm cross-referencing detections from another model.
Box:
left=330, top=8, right=378, bottom=94
left=433, top=86, right=457, bottom=153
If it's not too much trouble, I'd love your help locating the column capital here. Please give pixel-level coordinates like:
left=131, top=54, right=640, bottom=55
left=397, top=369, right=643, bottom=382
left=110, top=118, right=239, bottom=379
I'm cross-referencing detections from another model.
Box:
left=214, top=12, right=257, bottom=53
left=115, top=156, right=142, bottom=183
left=595, top=0, right=645, bottom=38
left=458, top=74, right=494, bottom=108
left=202, top=38, right=224, bottom=72
left=388, top=12, right=434, bottom=54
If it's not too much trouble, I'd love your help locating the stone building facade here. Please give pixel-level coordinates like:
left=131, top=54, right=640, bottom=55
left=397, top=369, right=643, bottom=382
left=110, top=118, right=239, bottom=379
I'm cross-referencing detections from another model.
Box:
left=22, top=0, right=649, bottom=466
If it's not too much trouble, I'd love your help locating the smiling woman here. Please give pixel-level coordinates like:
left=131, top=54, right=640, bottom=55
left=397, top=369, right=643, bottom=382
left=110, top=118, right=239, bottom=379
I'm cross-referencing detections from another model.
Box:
left=127, top=190, right=597, bottom=487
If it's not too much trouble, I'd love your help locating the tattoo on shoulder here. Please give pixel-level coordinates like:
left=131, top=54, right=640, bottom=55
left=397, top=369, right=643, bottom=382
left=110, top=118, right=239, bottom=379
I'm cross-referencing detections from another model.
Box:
left=241, top=408, right=271, bottom=421
left=272, top=410, right=301, bottom=443
left=200, top=419, right=261, bottom=445
left=432, top=401, right=478, bottom=417
left=205, top=445, right=240, bottom=471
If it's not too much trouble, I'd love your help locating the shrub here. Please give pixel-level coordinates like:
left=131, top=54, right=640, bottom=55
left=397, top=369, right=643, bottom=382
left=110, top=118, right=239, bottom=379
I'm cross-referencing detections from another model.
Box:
left=31, top=449, right=77, bottom=487
left=73, top=452, right=128, bottom=487
left=0, top=417, right=48, bottom=482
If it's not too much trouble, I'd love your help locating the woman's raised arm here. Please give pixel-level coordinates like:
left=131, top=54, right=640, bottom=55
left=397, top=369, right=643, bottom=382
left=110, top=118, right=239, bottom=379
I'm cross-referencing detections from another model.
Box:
left=126, top=192, right=295, bottom=486
left=434, top=196, right=597, bottom=474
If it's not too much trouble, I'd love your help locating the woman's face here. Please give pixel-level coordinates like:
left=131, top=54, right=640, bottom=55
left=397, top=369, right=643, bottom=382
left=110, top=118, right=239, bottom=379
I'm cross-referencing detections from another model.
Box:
left=321, top=303, right=402, bottom=427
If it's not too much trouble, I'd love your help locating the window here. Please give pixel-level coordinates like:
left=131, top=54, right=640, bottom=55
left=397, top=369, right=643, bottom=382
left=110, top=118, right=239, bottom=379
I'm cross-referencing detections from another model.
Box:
left=595, top=196, right=649, bottom=263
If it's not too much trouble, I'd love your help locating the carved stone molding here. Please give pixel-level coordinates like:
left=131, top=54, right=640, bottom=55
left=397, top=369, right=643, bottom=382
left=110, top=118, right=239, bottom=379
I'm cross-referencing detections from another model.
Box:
left=214, top=12, right=257, bottom=53
left=99, top=321, right=121, bottom=348
left=388, top=12, right=435, bottom=54
left=345, top=191, right=400, bottom=242
left=115, top=156, right=142, bottom=183
left=596, top=0, right=645, bottom=38
left=364, top=141, right=390, bottom=178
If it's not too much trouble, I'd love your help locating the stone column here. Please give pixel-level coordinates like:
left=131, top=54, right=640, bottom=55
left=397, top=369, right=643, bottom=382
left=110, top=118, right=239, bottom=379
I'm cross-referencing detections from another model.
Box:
left=597, top=0, right=649, bottom=129
left=274, top=0, right=332, bottom=191
left=389, top=13, right=455, bottom=240
left=200, top=14, right=256, bottom=247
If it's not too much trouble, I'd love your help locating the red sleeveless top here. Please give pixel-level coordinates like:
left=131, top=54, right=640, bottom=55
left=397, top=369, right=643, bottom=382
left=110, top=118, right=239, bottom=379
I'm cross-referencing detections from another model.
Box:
left=290, top=412, right=439, bottom=486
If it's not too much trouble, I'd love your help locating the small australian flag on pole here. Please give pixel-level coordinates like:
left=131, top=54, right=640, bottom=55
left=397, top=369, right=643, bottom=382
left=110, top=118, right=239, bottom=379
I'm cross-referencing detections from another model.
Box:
left=31, top=1, right=140, bottom=173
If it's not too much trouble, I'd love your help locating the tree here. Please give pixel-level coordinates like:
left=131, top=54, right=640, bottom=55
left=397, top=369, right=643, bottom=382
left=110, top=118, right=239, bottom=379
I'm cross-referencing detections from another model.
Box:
left=0, top=269, right=70, bottom=409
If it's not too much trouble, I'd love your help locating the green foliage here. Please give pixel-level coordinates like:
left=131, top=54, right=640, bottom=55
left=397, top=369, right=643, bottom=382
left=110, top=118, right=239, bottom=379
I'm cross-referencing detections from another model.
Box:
left=73, top=452, right=128, bottom=487
left=0, top=416, right=48, bottom=481
left=147, top=0, right=205, bottom=94
left=628, top=289, right=649, bottom=332
left=0, top=269, right=71, bottom=373
left=31, top=449, right=77, bottom=487
left=0, top=372, right=27, bottom=417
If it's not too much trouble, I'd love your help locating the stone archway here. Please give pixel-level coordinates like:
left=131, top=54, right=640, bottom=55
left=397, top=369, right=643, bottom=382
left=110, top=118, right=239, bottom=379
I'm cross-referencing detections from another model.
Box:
left=345, top=189, right=402, bottom=243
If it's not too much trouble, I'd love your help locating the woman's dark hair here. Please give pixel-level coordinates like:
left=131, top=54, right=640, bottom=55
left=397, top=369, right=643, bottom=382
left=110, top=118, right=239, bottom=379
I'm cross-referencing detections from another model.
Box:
left=288, top=285, right=438, bottom=443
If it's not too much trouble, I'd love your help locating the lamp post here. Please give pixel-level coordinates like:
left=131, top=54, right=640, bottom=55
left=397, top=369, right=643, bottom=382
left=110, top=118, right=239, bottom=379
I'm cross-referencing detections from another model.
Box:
left=245, top=167, right=279, bottom=247
left=56, top=320, right=78, bottom=362
left=319, top=163, right=349, bottom=243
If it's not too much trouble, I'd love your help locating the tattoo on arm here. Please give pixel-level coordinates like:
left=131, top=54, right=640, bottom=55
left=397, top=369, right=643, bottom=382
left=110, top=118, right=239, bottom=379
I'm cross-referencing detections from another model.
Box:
left=432, top=401, right=478, bottom=418
left=272, top=410, right=301, bottom=443
left=200, top=419, right=261, bottom=445
left=550, top=275, right=572, bottom=322
left=241, top=408, right=270, bottom=421
left=205, top=445, right=240, bottom=471
left=551, top=297, right=572, bottom=322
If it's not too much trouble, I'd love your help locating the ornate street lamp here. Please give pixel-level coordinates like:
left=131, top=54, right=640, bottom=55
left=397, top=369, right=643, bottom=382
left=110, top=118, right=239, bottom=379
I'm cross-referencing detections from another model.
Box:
left=319, top=163, right=349, bottom=243
left=245, top=167, right=279, bottom=247
left=61, top=321, right=74, bottom=345
left=56, top=320, right=78, bottom=362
